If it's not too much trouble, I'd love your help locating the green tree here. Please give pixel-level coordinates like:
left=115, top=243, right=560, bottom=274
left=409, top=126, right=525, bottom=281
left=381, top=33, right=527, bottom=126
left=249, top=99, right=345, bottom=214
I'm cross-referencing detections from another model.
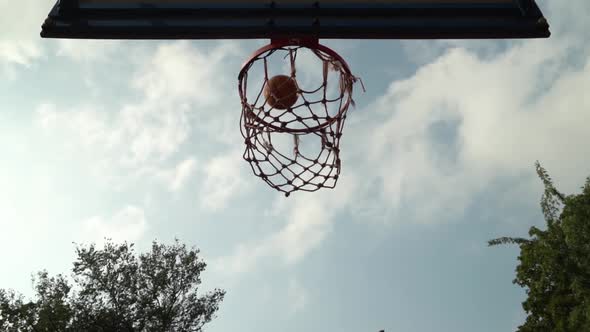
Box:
left=490, top=162, right=590, bottom=332
left=0, top=240, right=225, bottom=332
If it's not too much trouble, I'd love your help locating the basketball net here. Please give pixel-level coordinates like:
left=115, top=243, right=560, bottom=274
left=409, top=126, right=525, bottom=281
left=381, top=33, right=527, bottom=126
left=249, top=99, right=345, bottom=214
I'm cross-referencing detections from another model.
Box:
left=238, top=39, right=363, bottom=197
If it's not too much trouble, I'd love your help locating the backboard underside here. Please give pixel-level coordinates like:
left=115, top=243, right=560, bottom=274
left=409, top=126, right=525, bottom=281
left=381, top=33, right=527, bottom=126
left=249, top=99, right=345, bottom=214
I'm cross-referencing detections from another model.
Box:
left=41, top=0, right=550, bottom=40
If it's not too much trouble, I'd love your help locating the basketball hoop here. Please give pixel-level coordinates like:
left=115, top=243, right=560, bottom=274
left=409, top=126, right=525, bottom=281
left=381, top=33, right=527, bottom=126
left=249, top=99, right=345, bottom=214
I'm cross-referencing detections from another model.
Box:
left=41, top=0, right=551, bottom=197
left=238, top=39, right=363, bottom=197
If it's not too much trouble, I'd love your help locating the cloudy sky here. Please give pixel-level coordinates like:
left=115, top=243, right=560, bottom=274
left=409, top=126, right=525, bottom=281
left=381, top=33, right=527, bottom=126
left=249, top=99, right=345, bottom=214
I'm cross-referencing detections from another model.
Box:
left=1, top=0, right=589, bottom=331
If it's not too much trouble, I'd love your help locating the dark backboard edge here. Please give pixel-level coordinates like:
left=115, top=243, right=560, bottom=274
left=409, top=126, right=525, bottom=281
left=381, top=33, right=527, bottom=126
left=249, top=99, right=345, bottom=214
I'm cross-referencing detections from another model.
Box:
left=41, top=0, right=550, bottom=39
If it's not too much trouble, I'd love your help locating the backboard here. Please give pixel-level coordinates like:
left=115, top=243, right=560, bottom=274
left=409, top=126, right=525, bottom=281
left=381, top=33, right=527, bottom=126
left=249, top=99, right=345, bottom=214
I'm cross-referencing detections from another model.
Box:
left=41, top=0, right=550, bottom=40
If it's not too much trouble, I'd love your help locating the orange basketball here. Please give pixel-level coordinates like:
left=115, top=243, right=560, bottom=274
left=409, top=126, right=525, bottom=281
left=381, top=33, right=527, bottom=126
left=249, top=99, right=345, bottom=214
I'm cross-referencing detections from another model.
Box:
left=264, top=75, right=299, bottom=110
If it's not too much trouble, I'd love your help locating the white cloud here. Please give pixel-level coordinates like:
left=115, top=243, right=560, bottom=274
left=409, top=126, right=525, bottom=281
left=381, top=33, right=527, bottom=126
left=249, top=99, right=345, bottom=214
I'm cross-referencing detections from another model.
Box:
left=287, top=278, right=308, bottom=315
left=0, top=0, right=52, bottom=39
left=34, top=41, right=242, bottom=190
left=358, top=37, right=590, bottom=223
left=199, top=149, right=248, bottom=211
left=117, top=101, right=193, bottom=168
left=0, top=41, right=42, bottom=67
left=56, top=40, right=122, bottom=62
left=79, top=206, right=148, bottom=244
left=543, top=0, right=590, bottom=39
left=132, top=41, right=242, bottom=105
left=139, top=157, right=199, bottom=192
left=35, top=100, right=194, bottom=189
left=0, top=0, right=53, bottom=71
left=212, top=173, right=357, bottom=275
left=273, top=197, right=336, bottom=264
left=167, top=158, right=199, bottom=191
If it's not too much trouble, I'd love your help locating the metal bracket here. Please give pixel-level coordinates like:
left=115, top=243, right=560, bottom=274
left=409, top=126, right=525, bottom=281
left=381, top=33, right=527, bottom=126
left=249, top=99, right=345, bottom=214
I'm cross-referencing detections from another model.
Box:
left=270, top=38, right=319, bottom=48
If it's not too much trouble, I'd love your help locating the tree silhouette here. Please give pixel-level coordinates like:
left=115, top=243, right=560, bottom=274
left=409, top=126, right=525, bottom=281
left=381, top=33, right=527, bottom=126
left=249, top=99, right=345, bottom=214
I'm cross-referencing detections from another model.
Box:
left=490, top=162, right=590, bottom=331
left=0, top=239, right=225, bottom=332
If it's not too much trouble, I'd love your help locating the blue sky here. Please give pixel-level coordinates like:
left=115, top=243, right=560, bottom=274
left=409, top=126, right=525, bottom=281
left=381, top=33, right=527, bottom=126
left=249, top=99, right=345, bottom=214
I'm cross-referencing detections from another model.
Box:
left=1, top=0, right=590, bottom=331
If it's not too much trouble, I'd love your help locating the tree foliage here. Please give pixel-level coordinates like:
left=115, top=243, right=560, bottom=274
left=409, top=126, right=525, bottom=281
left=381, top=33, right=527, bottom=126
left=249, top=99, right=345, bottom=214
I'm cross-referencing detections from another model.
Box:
left=0, top=240, right=225, bottom=332
left=490, top=161, right=590, bottom=332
